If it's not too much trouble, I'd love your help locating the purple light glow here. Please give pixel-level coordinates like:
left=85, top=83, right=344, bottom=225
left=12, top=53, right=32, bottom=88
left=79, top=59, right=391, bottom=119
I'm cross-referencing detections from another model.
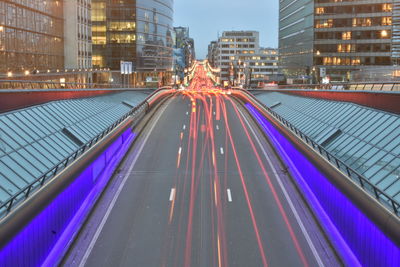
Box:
left=0, top=128, right=137, bottom=266
left=246, top=103, right=400, bottom=266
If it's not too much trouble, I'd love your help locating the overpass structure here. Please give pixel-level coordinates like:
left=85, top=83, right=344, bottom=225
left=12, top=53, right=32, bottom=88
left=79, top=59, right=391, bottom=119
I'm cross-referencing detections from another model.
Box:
left=0, top=63, right=399, bottom=266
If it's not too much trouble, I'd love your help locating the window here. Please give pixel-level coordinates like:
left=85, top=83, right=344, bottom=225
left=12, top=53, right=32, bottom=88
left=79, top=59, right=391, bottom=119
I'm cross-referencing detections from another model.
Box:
left=342, top=31, right=351, bottom=40
left=316, top=7, right=325, bottom=14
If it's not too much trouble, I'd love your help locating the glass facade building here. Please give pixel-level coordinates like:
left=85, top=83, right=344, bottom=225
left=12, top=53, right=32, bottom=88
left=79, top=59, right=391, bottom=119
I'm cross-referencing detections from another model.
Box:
left=393, top=1, right=400, bottom=64
left=0, top=0, right=64, bottom=74
left=314, top=0, right=394, bottom=81
left=279, top=0, right=314, bottom=78
left=279, top=0, right=396, bottom=81
left=92, top=0, right=173, bottom=72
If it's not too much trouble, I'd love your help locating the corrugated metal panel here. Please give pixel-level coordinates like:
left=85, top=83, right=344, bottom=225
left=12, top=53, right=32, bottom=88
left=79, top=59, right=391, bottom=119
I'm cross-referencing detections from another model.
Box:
left=0, top=91, right=149, bottom=203
left=256, top=92, right=400, bottom=201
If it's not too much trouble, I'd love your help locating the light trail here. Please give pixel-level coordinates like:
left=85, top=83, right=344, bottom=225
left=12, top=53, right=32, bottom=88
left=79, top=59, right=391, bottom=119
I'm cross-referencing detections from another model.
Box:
left=226, top=96, right=310, bottom=267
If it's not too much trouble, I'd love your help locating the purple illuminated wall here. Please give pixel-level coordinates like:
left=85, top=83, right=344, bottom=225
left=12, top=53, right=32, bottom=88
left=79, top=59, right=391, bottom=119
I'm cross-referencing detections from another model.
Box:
left=246, top=103, right=400, bottom=266
left=0, top=128, right=136, bottom=266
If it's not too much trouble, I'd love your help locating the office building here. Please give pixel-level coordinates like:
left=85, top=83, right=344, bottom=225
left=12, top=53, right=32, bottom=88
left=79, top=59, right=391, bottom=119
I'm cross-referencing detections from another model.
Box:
left=278, top=0, right=314, bottom=79
left=207, top=41, right=218, bottom=67
left=246, top=48, right=281, bottom=87
left=214, top=31, right=260, bottom=84
left=314, top=0, right=394, bottom=81
left=64, top=0, right=93, bottom=70
left=208, top=31, right=281, bottom=87
left=279, top=0, right=396, bottom=82
left=0, top=0, right=64, bottom=76
left=92, top=0, right=174, bottom=86
left=393, top=1, right=400, bottom=65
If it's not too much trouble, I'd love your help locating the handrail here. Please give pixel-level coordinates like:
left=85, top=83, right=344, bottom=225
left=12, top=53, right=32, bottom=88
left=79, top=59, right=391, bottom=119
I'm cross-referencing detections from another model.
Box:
left=0, top=80, right=151, bottom=90
left=0, top=88, right=171, bottom=217
left=269, top=81, right=400, bottom=92
left=235, top=89, right=400, bottom=217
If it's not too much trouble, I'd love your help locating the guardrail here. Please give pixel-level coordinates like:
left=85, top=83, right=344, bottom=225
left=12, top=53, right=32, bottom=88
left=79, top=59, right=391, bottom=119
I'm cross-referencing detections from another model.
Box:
left=0, top=80, right=141, bottom=90
left=270, top=81, right=400, bottom=92
left=236, top=89, right=400, bottom=217
left=0, top=88, right=171, bottom=217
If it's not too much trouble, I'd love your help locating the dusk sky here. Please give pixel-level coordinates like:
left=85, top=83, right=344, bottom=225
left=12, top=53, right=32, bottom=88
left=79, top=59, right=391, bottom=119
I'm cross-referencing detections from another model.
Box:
left=174, top=0, right=279, bottom=59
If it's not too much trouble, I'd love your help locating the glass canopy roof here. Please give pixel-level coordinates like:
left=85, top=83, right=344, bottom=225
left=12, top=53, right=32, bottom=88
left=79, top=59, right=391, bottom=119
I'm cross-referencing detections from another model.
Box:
left=0, top=91, right=149, bottom=204
left=255, top=92, right=400, bottom=202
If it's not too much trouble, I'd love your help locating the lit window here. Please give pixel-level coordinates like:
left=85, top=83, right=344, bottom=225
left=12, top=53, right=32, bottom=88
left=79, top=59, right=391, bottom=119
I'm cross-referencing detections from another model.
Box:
left=316, top=7, right=325, bottom=14
left=383, top=3, right=392, bottom=12
left=382, top=17, right=392, bottom=26
left=342, top=32, right=351, bottom=40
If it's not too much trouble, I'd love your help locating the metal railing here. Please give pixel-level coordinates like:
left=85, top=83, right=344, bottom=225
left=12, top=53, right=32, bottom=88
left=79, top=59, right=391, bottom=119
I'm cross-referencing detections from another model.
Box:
left=241, top=90, right=400, bottom=217
left=0, top=80, right=143, bottom=90
left=0, top=98, right=150, bottom=218
left=268, top=81, right=400, bottom=92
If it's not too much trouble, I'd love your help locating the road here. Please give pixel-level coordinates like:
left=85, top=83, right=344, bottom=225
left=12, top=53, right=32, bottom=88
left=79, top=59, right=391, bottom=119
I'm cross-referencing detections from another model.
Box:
left=64, top=65, right=340, bottom=267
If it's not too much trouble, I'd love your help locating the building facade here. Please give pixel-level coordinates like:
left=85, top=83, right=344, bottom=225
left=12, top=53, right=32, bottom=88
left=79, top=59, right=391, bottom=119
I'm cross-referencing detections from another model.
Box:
left=314, top=0, right=394, bottom=81
left=92, top=0, right=173, bottom=85
left=0, top=0, right=64, bottom=76
left=279, top=0, right=314, bottom=78
left=64, top=0, right=93, bottom=70
left=207, top=41, right=218, bottom=67
left=392, top=1, right=400, bottom=65
left=279, top=0, right=396, bottom=82
left=208, top=31, right=281, bottom=87
left=214, top=31, right=260, bottom=84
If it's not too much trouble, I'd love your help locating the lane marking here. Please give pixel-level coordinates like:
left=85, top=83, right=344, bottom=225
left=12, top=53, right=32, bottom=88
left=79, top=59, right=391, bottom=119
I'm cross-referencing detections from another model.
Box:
left=183, top=124, right=186, bottom=130
left=178, top=147, right=182, bottom=154
left=169, top=188, right=176, bottom=201
left=180, top=132, right=184, bottom=140
left=227, top=189, right=232, bottom=202
left=186, top=111, right=189, bottom=115
left=220, top=147, right=224, bottom=155
left=216, top=125, right=219, bottom=130
left=238, top=107, right=325, bottom=267
left=79, top=100, right=169, bottom=267
left=214, top=111, right=216, bottom=115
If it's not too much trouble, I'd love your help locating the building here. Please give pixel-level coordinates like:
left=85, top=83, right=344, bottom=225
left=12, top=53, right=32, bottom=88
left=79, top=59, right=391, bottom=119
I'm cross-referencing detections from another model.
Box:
left=393, top=1, right=400, bottom=65
left=214, top=31, right=260, bottom=85
left=314, top=0, right=394, bottom=81
left=173, top=27, right=195, bottom=84
left=207, top=41, right=218, bottom=67
left=64, top=0, right=93, bottom=70
left=208, top=31, right=281, bottom=87
left=279, top=0, right=396, bottom=82
left=246, top=48, right=281, bottom=87
left=278, top=0, right=314, bottom=79
left=0, top=0, right=65, bottom=76
left=174, top=27, right=195, bottom=67
left=92, top=0, right=174, bottom=86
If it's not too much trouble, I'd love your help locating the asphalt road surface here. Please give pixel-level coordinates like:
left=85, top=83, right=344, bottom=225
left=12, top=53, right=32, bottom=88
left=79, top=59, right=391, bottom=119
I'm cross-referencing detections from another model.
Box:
left=64, top=65, right=340, bottom=267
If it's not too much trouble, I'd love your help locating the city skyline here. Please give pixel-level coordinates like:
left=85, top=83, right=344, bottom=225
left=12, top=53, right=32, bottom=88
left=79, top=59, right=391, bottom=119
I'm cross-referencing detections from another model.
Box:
left=174, top=0, right=279, bottom=58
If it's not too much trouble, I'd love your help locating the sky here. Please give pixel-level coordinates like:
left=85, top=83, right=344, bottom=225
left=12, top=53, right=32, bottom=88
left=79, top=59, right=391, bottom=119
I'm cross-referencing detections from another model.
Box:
left=174, top=0, right=279, bottom=59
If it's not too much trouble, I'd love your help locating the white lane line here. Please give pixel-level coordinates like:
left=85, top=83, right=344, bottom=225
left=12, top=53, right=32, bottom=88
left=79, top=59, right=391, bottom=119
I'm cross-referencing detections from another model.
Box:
left=183, top=124, right=186, bottom=130
left=220, top=147, right=224, bottom=155
left=186, top=111, right=189, bottom=115
left=169, top=188, right=176, bottom=201
left=178, top=147, right=182, bottom=154
left=238, top=108, right=325, bottom=267
left=216, top=125, right=219, bottom=130
left=227, top=189, right=232, bottom=202
left=214, top=111, right=216, bottom=115
left=79, top=100, right=169, bottom=267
